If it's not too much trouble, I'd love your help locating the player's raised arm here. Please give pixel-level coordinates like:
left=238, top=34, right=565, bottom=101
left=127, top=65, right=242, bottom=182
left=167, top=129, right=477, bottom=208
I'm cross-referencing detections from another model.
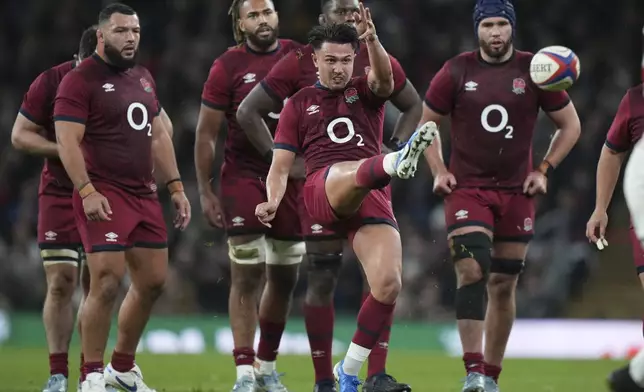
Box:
left=586, top=92, right=631, bottom=243
left=358, top=4, right=393, bottom=97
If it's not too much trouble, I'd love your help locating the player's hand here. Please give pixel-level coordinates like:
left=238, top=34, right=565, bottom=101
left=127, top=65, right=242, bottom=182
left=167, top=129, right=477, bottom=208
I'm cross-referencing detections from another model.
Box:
left=523, top=171, right=548, bottom=196
left=199, top=191, right=224, bottom=228
left=288, top=157, right=306, bottom=180
left=255, top=201, right=278, bottom=228
left=171, top=191, right=191, bottom=231
left=433, top=171, right=457, bottom=196
left=586, top=209, right=609, bottom=249
left=83, top=192, right=112, bottom=221
left=354, top=2, right=376, bottom=41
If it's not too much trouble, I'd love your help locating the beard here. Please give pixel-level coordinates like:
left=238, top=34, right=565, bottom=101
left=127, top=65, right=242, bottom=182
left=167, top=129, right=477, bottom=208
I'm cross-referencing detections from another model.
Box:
left=246, top=25, right=279, bottom=50
left=479, top=36, right=513, bottom=60
left=104, top=41, right=138, bottom=69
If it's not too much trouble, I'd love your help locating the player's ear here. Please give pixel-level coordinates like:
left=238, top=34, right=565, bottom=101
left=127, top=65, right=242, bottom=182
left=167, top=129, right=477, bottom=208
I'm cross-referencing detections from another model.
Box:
left=318, top=14, right=326, bottom=25
left=238, top=19, right=245, bottom=34
left=311, top=53, right=318, bottom=67
left=96, top=28, right=103, bottom=43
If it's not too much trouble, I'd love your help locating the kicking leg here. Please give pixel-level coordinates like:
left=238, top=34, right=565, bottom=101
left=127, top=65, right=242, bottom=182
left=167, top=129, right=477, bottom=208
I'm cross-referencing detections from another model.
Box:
left=254, top=238, right=304, bottom=390
left=303, top=239, right=344, bottom=389
left=41, top=248, right=80, bottom=392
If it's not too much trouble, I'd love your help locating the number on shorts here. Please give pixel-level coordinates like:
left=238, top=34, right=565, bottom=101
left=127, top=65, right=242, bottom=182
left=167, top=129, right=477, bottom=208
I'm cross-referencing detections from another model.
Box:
left=481, top=104, right=513, bottom=139
left=127, top=102, right=151, bottom=136
left=268, top=98, right=289, bottom=120
left=327, top=117, right=364, bottom=146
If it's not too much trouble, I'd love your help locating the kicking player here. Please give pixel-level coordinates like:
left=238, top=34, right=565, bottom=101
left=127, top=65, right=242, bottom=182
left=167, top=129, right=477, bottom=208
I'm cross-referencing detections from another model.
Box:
left=587, top=84, right=644, bottom=391
left=421, top=1, right=581, bottom=391
left=54, top=3, right=190, bottom=392
left=257, top=17, right=435, bottom=392
left=195, top=1, right=302, bottom=391
left=11, top=25, right=97, bottom=392
left=238, top=1, right=420, bottom=390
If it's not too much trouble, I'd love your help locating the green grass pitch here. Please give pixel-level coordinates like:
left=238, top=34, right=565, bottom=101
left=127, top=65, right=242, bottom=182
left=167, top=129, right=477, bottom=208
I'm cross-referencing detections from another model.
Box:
left=0, top=347, right=624, bottom=391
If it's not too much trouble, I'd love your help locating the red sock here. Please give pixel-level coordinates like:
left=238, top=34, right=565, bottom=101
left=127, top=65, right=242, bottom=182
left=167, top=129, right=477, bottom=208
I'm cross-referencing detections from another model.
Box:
left=304, top=303, right=335, bottom=383
left=463, top=352, right=485, bottom=375
left=233, top=347, right=255, bottom=366
left=484, top=362, right=502, bottom=382
left=49, top=353, right=69, bottom=377
left=257, top=319, right=286, bottom=362
left=368, top=309, right=394, bottom=378
left=111, top=351, right=135, bottom=373
left=352, top=294, right=395, bottom=349
left=81, top=361, right=104, bottom=381
left=355, top=155, right=391, bottom=190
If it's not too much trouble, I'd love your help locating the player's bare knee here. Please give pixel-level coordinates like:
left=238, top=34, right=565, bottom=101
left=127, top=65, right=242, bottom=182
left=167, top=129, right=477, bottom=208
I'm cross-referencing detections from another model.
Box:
left=488, top=258, right=523, bottom=300
left=93, top=273, right=122, bottom=305
left=45, top=268, right=77, bottom=301
left=266, top=264, right=299, bottom=298
left=370, top=270, right=402, bottom=304
left=305, top=252, right=343, bottom=305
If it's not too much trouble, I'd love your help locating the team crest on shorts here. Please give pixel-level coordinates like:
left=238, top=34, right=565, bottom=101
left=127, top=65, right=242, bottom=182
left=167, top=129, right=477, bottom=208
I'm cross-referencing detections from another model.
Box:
left=345, top=88, right=359, bottom=104
left=523, top=217, right=533, bottom=231
left=140, top=78, right=153, bottom=93
left=512, top=78, right=526, bottom=95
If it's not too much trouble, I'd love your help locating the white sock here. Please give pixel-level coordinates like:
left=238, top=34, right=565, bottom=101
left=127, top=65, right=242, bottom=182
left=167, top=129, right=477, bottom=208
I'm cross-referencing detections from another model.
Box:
left=342, top=342, right=371, bottom=376
left=629, top=349, right=644, bottom=386
left=383, top=152, right=399, bottom=176
left=236, top=364, right=254, bottom=380
left=255, top=359, right=276, bottom=375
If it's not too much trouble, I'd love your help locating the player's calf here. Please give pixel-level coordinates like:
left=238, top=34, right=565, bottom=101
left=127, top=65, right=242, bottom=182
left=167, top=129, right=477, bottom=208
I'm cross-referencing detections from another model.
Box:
left=449, top=231, right=492, bottom=376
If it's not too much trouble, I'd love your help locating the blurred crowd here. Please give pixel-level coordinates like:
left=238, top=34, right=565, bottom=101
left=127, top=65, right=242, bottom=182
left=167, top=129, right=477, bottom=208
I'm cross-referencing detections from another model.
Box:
left=0, top=0, right=642, bottom=320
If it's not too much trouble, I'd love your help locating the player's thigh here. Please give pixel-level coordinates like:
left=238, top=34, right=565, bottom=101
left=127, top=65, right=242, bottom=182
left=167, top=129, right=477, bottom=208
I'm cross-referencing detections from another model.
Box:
left=628, top=226, right=644, bottom=289
left=219, top=172, right=269, bottom=238
left=325, top=161, right=368, bottom=216
left=494, top=191, right=535, bottom=243
left=125, top=247, right=168, bottom=291
left=443, top=188, right=494, bottom=239
left=72, top=183, right=139, bottom=254
left=625, top=146, right=644, bottom=241
left=303, top=167, right=342, bottom=228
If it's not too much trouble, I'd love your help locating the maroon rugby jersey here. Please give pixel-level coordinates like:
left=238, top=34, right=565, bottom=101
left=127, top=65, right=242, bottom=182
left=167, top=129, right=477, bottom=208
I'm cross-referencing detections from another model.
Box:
left=424, top=50, right=570, bottom=188
left=605, top=84, right=644, bottom=152
left=261, top=42, right=407, bottom=103
left=20, top=61, right=75, bottom=196
left=54, top=54, right=161, bottom=196
left=274, top=76, right=386, bottom=176
left=201, top=39, right=301, bottom=177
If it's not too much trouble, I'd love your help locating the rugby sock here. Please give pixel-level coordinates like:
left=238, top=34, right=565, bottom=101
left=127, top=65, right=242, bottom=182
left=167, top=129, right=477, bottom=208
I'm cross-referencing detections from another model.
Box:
left=49, top=352, right=69, bottom=377
left=304, top=303, right=335, bottom=383
left=629, top=348, right=644, bottom=387
left=342, top=294, right=395, bottom=376
left=355, top=155, right=392, bottom=190
left=256, top=319, right=285, bottom=373
left=81, top=361, right=104, bottom=381
left=368, top=310, right=393, bottom=378
left=233, top=347, right=256, bottom=380
left=111, top=351, right=135, bottom=373
left=484, top=362, right=502, bottom=382
left=463, top=352, right=485, bottom=375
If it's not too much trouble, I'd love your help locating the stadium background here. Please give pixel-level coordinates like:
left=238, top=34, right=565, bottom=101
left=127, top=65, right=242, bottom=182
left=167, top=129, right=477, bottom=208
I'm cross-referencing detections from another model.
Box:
left=1, top=0, right=644, bottom=390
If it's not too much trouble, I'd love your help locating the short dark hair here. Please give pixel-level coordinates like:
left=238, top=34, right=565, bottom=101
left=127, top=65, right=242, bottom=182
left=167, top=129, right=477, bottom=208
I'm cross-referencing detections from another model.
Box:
left=320, top=0, right=332, bottom=12
left=308, top=23, right=359, bottom=52
left=98, top=3, right=136, bottom=25
left=78, top=25, right=98, bottom=60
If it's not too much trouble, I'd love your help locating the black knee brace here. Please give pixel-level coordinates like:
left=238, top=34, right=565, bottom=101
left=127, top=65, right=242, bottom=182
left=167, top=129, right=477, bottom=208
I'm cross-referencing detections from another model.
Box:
left=490, top=258, right=525, bottom=275
left=308, top=253, right=343, bottom=270
left=451, top=232, right=492, bottom=320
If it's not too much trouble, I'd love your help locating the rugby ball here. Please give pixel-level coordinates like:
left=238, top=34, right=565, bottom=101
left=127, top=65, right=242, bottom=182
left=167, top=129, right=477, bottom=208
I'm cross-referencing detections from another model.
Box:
left=529, top=46, right=580, bottom=92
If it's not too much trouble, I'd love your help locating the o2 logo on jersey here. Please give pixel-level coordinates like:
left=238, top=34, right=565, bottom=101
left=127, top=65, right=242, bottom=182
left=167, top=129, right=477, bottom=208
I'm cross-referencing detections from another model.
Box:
left=327, top=117, right=364, bottom=146
left=480, top=104, right=513, bottom=139
left=268, top=98, right=289, bottom=120
left=127, top=102, right=152, bottom=136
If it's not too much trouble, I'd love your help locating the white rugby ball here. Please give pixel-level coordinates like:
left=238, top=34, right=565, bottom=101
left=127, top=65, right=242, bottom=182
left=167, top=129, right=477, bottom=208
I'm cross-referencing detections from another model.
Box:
left=529, top=46, right=581, bottom=92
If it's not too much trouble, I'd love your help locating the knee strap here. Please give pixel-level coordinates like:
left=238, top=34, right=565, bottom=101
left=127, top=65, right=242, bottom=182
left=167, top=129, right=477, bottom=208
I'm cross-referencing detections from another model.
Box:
left=307, top=253, right=343, bottom=270
left=266, top=238, right=306, bottom=265
left=450, top=232, right=492, bottom=274
left=455, top=279, right=487, bottom=320
left=228, top=237, right=266, bottom=264
left=490, top=258, right=524, bottom=275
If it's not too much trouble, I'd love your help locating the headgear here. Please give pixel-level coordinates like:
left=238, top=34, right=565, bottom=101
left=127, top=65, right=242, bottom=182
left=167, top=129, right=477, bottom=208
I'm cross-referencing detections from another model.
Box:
left=473, top=0, right=516, bottom=37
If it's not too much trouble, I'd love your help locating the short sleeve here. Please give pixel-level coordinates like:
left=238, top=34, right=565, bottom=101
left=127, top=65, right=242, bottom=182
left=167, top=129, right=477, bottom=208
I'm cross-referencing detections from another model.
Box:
left=424, top=62, right=455, bottom=115
left=389, top=55, right=407, bottom=96
left=54, top=71, right=90, bottom=125
left=274, top=98, right=301, bottom=152
left=144, top=69, right=161, bottom=116
left=538, top=88, right=570, bottom=113
left=260, top=50, right=300, bottom=103
left=19, top=71, right=53, bottom=126
left=201, top=59, right=231, bottom=111
left=605, top=91, right=633, bottom=152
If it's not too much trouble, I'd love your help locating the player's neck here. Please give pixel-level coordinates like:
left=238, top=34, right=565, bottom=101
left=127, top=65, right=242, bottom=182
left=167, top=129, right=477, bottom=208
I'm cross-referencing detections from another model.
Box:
left=479, top=47, right=514, bottom=65
left=244, top=40, right=279, bottom=54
